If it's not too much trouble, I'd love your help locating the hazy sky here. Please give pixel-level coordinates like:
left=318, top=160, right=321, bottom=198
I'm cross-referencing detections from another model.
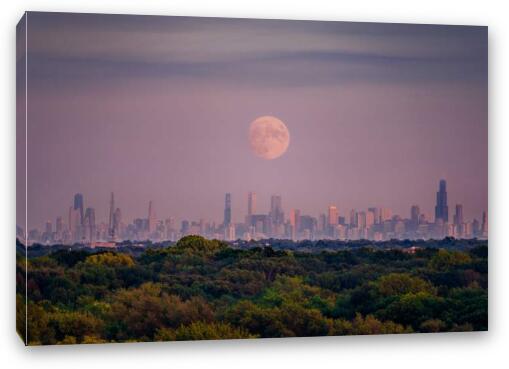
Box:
left=17, top=12, right=488, bottom=230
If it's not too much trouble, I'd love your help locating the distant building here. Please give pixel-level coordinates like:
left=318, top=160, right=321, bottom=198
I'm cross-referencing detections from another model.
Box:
left=55, top=216, right=64, bottom=235
left=410, top=205, right=420, bottom=228
left=84, top=207, right=96, bottom=242
left=108, top=192, right=117, bottom=241
left=270, top=195, right=285, bottom=226
left=147, top=200, right=156, bottom=234
left=181, top=220, right=190, bottom=235
left=368, top=207, right=381, bottom=224
left=113, top=208, right=122, bottom=239
left=380, top=208, right=392, bottom=222
left=73, top=193, right=84, bottom=225
left=454, top=204, right=464, bottom=226
left=328, top=206, right=339, bottom=226
left=357, top=211, right=367, bottom=229
left=435, top=179, right=449, bottom=223
left=224, top=193, right=232, bottom=226
left=247, top=192, right=256, bottom=217
left=289, top=209, right=301, bottom=240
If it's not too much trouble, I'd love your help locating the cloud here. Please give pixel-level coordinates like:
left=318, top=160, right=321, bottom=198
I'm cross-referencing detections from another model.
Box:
left=25, top=12, right=487, bottom=89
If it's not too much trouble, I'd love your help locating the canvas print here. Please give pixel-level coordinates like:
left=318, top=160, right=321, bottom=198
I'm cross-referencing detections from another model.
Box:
left=16, top=12, right=488, bottom=345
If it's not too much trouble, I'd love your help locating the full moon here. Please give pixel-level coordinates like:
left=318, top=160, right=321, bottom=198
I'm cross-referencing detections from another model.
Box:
left=248, top=116, right=290, bottom=160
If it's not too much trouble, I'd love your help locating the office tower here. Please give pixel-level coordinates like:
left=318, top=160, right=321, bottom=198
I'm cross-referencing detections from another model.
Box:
left=246, top=191, right=256, bottom=226
left=481, top=211, right=488, bottom=237
left=73, top=193, right=84, bottom=225
left=453, top=204, right=464, bottom=225
left=270, top=195, right=285, bottom=225
left=411, top=205, right=420, bottom=226
left=348, top=209, right=357, bottom=228
left=365, top=211, right=375, bottom=229
left=472, top=218, right=480, bottom=237
left=148, top=200, right=156, bottom=233
left=318, top=213, right=327, bottom=233
left=84, top=207, right=96, bottom=242
left=113, top=208, right=122, bottom=239
left=289, top=209, right=301, bottom=239
left=435, top=179, right=449, bottom=223
left=328, top=206, right=339, bottom=226
left=55, top=216, right=63, bottom=234
left=108, top=192, right=116, bottom=240
left=224, top=193, right=232, bottom=225
left=181, top=220, right=190, bottom=235
left=289, top=209, right=301, bottom=228
left=368, top=207, right=381, bottom=224
left=380, top=208, right=392, bottom=222
left=357, top=211, right=367, bottom=229
left=248, top=192, right=256, bottom=217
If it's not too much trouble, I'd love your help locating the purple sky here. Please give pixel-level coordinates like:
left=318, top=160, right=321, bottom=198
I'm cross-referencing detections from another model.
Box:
left=17, top=12, right=487, bottom=230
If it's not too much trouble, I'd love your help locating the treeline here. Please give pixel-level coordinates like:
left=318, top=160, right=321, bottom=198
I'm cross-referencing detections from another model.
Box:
left=16, top=236, right=488, bottom=345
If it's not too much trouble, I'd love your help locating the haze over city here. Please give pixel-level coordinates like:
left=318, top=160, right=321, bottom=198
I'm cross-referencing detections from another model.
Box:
left=17, top=12, right=487, bottom=234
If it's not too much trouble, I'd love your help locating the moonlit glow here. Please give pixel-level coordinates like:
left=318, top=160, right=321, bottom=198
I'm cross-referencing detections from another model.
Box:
left=248, top=116, right=290, bottom=160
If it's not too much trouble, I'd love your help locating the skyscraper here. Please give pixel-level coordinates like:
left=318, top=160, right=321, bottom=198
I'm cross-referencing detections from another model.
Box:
left=356, top=211, right=367, bottom=229
left=435, top=179, right=449, bottom=223
left=454, top=204, right=464, bottom=225
left=289, top=209, right=301, bottom=229
left=55, top=216, right=63, bottom=235
left=108, top=192, right=116, bottom=241
left=113, top=208, right=122, bottom=239
left=328, top=206, right=339, bottom=226
left=368, top=207, right=381, bottom=224
left=72, top=193, right=84, bottom=241
left=73, top=193, right=84, bottom=225
left=224, top=193, right=232, bottom=225
left=84, top=207, right=96, bottom=242
left=410, top=205, right=420, bottom=230
left=289, top=209, right=301, bottom=239
left=270, top=195, right=284, bottom=225
left=148, top=200, right=156, bottom=233
left=247, top=192, right=256, bottom=217
left=318, top=213, right=327, bottom=233
left=348, top=209, right=356, bottom=227
left=45, top=220, right=52, bottom=234
left=380, top=208, right=392, bottom=222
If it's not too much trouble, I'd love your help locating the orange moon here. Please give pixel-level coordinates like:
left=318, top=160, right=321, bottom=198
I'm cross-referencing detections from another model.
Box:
left=248, top=116, right=290, bottom=160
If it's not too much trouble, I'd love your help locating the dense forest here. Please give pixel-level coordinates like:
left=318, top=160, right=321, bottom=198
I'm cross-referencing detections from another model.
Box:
left=16, top=236, right=488, bottom=345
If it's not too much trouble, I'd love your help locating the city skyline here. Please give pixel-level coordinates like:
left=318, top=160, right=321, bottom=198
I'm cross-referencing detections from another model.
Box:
left=20, top=178, right=486, bottom=233
left=17, top=13, right=487, bottom=239
left=19, top=179, right=487, bottom=244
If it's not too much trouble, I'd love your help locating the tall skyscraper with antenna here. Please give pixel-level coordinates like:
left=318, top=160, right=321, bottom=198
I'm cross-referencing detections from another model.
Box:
left=435, top=179, right=449, bottom=223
